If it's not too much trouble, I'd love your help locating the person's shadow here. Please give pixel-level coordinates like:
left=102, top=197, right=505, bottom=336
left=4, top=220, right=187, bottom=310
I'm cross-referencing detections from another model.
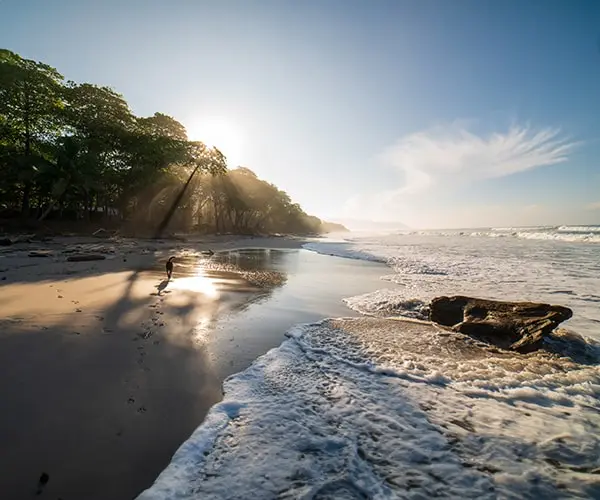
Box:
left=154, top=279, right=170, bottom=296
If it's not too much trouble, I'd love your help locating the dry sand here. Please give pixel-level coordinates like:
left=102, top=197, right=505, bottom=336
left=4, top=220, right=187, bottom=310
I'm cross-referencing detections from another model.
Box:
left=0, top=234, right=306, bottom=500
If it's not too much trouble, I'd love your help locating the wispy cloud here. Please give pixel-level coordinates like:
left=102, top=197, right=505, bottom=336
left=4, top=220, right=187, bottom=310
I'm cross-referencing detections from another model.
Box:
left=587, top=201, right=600, bottom=211
left=380, top=123, right=577, bottom=193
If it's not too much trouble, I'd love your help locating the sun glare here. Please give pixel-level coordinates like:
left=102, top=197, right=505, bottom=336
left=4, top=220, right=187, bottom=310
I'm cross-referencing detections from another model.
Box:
left=185, top=116, right=245, bottom=167
left=169, top=271, right=219, bottom=298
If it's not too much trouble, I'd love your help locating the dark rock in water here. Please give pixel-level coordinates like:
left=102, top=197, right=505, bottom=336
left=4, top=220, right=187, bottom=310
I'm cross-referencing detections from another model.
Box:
left=0, top=237, right=12, bottom=246
left=429, top=296, right=573, bottom=353
left=66, top=253, right=106, bottom=262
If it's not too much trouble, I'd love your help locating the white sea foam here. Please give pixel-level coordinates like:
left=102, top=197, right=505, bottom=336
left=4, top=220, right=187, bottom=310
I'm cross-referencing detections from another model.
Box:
left=343, top=289, right=429, bottom=320
left=491, top=226, right=557, bottom=232
left=302, top=241, right=387, bottom=264
left=138, top=319, right=600, bottom=499
left=390, top=226, right=600, bottom=243
left=558, top=225, right=600, bottom=233
left=514, top=231, right=600, bottom=243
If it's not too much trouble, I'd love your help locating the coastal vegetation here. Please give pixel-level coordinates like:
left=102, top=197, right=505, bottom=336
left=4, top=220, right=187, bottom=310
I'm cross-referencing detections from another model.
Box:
left=0, top=49, right=345, bottom=236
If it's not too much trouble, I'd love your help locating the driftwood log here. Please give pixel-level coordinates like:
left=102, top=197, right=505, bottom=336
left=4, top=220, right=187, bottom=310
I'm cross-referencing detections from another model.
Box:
left=66, top=254, right=106, bottom=262
left=429, top=296, right=573, bottom=353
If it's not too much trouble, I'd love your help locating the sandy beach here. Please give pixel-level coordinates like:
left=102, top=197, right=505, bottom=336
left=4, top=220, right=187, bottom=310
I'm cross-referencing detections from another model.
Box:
left=0, top=234, right=307, bottom=500
left=2, top=236, right=600, bottom=500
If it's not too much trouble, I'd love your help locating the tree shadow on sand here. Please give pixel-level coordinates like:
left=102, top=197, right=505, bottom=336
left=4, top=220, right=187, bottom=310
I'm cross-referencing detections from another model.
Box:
left=0, top=257, right=288, bottom=500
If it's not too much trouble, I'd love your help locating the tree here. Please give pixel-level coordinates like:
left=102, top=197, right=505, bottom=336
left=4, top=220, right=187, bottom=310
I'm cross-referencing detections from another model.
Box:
left=0, top=49, right=65, bottom=215
left=137, top=112, right=188, bottom=140
left=0, top=48, right=347, bottom=236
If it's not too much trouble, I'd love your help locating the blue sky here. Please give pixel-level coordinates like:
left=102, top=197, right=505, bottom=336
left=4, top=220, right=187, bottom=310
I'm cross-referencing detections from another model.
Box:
left=1, top=0, right=599, bottom=228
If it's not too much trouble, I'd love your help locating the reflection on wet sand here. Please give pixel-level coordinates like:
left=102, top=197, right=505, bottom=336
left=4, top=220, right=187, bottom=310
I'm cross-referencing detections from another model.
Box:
left=168, top=275, right=220, bottom=298
left=142, top=249, right=292, bottom=347
left=149, top=249, right=289, bottom=299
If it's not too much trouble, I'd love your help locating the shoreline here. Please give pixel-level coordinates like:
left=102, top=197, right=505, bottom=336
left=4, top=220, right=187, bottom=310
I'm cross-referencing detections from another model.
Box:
left=0, top=235, right=388, bottom=500
left=3, top=234, right=598, bottom=499
left=0, top=235, right=309, bottom=500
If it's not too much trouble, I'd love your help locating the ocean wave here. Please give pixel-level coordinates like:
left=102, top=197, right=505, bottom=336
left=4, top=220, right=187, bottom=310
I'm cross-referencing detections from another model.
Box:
left=486, top=226, right=600, bottom=242
left=138, top=318, right=600, bottom=500
left=515, top=231, right=600, bottom=243
left=302, top=242, right=451, bottom=276
left=344, top=289, right=430, bottom=320
left=480, top=229, right=600, bottom=242
left=491, top=226, right=558, bottom=232
left=344, top=227, right=600, bottom=243
left=558, top=225, right=600, bottom=233
left=302, top=242, right=387, bottom=264
left=391, top=227, right=600, bottom=243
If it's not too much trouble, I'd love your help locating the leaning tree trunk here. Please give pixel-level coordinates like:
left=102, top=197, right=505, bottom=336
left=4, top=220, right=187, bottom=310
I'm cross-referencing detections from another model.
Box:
left=38, top=179, right=70, bottom=222
left=154, top=164, right=200, bottom=238
left=20, top=96, right=33, bottom=219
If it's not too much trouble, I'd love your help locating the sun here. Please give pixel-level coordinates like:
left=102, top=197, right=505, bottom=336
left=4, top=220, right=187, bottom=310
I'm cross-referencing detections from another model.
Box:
left=184, top=116, right=245, bottom=167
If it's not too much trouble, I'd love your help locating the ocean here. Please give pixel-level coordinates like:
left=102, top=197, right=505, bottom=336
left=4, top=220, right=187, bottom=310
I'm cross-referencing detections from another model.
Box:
left=138, top=227, right=600, bottom=499
left=307, top=225, right=600, bottom=340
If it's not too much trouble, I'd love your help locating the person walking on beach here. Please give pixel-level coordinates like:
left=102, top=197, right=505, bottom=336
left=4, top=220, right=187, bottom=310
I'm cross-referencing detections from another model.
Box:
left=166, top=256, right=175, bottom=280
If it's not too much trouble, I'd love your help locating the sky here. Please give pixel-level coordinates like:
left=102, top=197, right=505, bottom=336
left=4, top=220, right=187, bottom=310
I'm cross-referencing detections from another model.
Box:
left=1, top=0, right=600, bottom=229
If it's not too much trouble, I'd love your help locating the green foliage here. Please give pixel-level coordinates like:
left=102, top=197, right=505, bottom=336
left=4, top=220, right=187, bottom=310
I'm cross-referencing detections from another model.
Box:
left=0, top=49, right=343, bottom=235
left=137, top=112, right=188, bottom=140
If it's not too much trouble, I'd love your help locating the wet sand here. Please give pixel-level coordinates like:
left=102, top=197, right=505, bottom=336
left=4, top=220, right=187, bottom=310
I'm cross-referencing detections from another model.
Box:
left=0, top=236, right=299, bottom=499
left=0, top=236, right=393, bottom=500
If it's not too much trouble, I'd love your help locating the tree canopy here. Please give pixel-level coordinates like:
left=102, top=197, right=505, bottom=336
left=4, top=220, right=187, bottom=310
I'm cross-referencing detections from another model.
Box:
left=0, top=49, right=344, bottom=236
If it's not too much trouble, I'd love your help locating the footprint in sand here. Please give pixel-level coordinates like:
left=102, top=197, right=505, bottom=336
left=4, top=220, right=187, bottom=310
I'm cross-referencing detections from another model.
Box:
left=75, top=308, right=82, bottom=312
left=137, top=406, right=147, bottom=413
left=128, top=397, right=135, bottom=404
left=35, top=472, right=50, bottom=495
